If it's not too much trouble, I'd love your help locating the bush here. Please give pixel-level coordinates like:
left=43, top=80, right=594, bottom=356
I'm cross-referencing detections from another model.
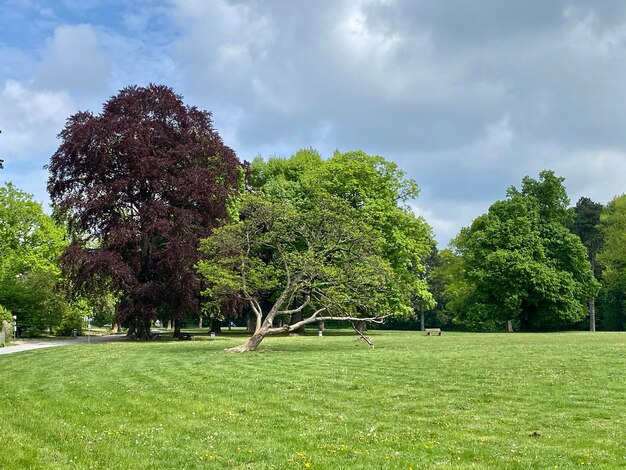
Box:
left=56, top=308, right=84, bottom=337
left=23, top=326, right=42, bottom=338
left=0, top=305, right=13, bottom=343
left=0, top=304, right=12, bottom=323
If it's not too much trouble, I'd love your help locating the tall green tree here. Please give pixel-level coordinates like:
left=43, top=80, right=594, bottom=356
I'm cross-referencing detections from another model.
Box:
left=0, top=183, right=68, bottom=333
left=199, top=149, right=435, bottom=350
left=248, top=150, right=435, bottom=326
left=453, top=171, right=598, bottom=331
left=569, top=197, right=604, bottom=331
left=198, top=193, right=401, bottom=351
left=597, top=194, right=626, bottom=330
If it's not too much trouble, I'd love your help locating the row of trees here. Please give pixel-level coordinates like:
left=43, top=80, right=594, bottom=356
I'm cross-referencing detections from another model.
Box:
left=2, top=85, right=625, bottom=351
left=424, top=174, right=626, bottom=332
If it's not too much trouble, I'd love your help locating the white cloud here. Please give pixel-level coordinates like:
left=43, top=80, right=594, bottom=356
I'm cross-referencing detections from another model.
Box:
left=36, top=24, right=110, bottom=94
left=0, top=79, right=74, bottom=160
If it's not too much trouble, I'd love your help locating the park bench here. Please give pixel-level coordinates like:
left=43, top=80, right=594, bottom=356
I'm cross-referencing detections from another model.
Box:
left=178, top=332, right=194, bottom=341
left=425, top=328, right=442, bottom=336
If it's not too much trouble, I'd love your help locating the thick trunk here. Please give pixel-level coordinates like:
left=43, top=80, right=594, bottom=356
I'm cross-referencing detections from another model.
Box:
left=318, top=321, right=325, bottom=332
left=167, top=319, right=172, bottom=330
left=507, top=320, right=514, bottom=332
left=419, top=308, right=425, bottom=331
left=210, top=319, right=222, bottom=335
left=227, top=330, right=266, bottom=352
left=198, top=317, right=203, bottom=329
left=127, top=317, right=152, bottom=340
left=289, top=311, right=305, bottom=336
left=356, top=320, right=367, bottom=334
left=589, top=298, right=596, bottom=332
left=173, top=319, right=181, bottom=338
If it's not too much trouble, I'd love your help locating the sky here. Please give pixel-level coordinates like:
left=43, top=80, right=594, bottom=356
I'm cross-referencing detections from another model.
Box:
left=1, top=0, right=626, bottom=246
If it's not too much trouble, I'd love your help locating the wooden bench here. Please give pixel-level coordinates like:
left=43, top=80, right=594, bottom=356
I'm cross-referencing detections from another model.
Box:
left=425, top=328, right=442, bottom=336
left=178, top=332, right=194, bottom=341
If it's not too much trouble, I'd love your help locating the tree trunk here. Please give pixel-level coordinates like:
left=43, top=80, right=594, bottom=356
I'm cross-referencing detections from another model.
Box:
left=113, top=322, right=121, bottom=333
left=507, top=320, right=514, bottom=332
left=126, top=321, right=135, bottom=338
left=198, top=317, right=203, bottom=329
left=227, top=330, right=266, bottom=352
left=419, top=308, right=425, bottom=331
left=210, top=319, right=222, bottom=335
left=589, top=298, right=596, bottom=332
left=167, top=319, right=172, bottom=330
left=356, top=320, right=366, bottom=334
left=318, top=321, right=325, bottom=332
left=127, top=317, right=152, bottom=340
left=247, top=315, right=255, bottom=334
left=289, top=311, right=305, bottom=336
left=173, top=319, right=181, bottom=338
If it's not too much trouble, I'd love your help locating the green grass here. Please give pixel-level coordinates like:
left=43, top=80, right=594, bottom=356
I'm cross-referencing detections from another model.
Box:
left=0, top=331, right=625, bottom=469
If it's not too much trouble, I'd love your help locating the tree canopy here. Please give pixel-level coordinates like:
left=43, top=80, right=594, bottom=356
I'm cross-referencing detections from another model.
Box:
left=250, top=149, right=435, bottom=310
left=597, top=194, right=626, bottom=330
left=198, top=149, right=435, bottom=351
left=47, top=84, right=241, bottom=339
left=452, top=171, right=598, bottom=331
left=0, top=183, right=67, bottom=333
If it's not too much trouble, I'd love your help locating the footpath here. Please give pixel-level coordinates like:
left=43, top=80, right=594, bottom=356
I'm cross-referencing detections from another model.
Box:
left=0, top=334, right=127, bottom=355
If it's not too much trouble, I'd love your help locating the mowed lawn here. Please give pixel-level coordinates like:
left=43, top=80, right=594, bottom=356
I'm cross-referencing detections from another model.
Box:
left=0, top=331, right=624, bottom=469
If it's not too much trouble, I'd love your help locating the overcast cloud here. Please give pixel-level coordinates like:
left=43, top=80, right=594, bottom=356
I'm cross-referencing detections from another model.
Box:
left=1, top=0, right=625, bottom=244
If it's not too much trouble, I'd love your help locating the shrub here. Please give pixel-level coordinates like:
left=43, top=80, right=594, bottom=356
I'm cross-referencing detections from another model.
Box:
left=1, top=306, right=14, bottom=342
left=0, top=304, right=12, bottom=323
left=56, top=308, right=84, bottom=337
left=23, top=326, right=42, bottom=338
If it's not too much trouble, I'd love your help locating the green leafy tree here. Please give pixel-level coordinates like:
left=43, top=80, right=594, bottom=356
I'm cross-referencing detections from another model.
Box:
left=198, top=193, right=403, bottom=352
left=246, top=149, right=435, bottom=333
left=453, top=171, right=598, bottom=331
left=0, top=183, right=68, bottom=333
left=569, top=197, right=604, bottom=331
left=427, top=248, right=472, bottom=328
left=597, top=194, right=626, bottom=330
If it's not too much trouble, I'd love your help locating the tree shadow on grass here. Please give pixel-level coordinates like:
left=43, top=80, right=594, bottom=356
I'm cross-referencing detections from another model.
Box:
left=151, top=328, right=378, bottom=353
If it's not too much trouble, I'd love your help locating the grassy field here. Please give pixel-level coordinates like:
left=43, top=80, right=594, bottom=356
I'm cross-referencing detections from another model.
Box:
left=0, top=330, right=624, bottom=469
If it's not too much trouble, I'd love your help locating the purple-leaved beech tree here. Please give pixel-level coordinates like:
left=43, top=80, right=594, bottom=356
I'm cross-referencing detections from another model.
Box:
left=47, top=85, right=241, bottom=339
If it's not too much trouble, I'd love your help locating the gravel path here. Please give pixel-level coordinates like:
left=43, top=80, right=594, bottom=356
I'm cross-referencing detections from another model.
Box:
left=0, top=334, right=127, bottom=355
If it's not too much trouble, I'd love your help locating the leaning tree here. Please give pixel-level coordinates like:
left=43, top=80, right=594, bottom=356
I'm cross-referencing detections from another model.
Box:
left=198, top=192, right=417, bottom=352
left=47, top=84, right=241, bottom=339
left=246, top=149, right=435, bottom=334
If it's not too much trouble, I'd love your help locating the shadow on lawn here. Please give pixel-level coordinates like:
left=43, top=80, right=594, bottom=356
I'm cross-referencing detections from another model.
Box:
left=151, top=328, right=378, bottom=352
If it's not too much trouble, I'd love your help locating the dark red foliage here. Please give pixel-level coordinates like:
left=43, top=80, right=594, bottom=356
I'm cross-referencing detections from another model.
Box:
left=47, top=84, right=241, bottom=339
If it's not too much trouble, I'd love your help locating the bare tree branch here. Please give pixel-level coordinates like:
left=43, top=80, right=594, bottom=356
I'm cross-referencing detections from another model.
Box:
left=277, top=294, right=310, bottom=316
left=351, top=321, right=374, bottom=348
left=266, top=312, right=390, bottom=334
